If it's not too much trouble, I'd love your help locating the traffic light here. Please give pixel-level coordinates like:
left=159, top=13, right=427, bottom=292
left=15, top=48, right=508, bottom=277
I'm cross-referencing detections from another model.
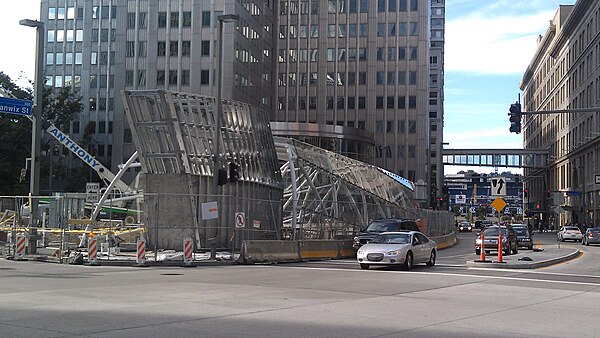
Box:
left=546, top=189, right=551, bottom=198
left=524, top=188, right=529, bottom=199
left=217, top=168, right=228, bottom=186
left=228, top=162, right=239, bottom=183
left=509, top=102, right=522, bottom=134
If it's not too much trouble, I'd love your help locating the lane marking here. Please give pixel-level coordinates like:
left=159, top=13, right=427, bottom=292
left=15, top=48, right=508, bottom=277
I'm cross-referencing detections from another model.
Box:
left=274, top=266, right=600, bottom=287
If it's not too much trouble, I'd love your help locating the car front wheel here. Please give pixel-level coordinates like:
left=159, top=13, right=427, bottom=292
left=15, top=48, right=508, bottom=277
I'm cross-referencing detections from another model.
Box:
left=426, top=250, right=436, bottom=266
left=360, top=264, right=369, bottom=270
left=403, top=252, right=413, bottom=270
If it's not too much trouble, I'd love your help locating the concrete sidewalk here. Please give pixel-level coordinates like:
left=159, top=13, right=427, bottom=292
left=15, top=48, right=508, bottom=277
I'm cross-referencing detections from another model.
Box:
left=466, top=245, right=580, bottom=269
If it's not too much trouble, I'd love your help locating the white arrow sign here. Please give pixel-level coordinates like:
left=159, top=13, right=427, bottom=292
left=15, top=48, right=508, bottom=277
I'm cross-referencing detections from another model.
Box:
left=490, top=177, right=506, bottom=196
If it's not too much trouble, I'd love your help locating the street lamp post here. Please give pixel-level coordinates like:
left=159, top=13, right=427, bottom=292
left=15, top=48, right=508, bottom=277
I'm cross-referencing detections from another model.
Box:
left=209, top=14, right=238, bottom=257
left=212, top=14, right=239, bottom=198
left=20, top=19, right=45, bottom=229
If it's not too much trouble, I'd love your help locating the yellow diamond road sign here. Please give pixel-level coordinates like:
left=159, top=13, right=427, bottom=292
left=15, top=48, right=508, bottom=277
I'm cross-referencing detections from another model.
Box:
left=491, top=197, right=507, bottom=212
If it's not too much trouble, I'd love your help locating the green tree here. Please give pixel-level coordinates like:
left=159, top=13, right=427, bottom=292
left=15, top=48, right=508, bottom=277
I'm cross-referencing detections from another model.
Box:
left=0, top=71, right=82, bottom=195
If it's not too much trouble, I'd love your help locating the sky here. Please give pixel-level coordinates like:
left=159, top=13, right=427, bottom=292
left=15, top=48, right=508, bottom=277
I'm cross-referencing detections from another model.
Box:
left=0, top=0, right=575, bottom=175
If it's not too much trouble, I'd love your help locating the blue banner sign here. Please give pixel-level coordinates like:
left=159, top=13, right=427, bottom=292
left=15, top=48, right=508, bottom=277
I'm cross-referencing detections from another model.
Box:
left=0, top=97, right=33, bottom=116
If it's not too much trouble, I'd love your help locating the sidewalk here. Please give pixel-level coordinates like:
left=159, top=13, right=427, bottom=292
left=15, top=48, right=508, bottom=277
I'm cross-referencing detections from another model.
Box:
left=466, top=245, right=580, bottom=269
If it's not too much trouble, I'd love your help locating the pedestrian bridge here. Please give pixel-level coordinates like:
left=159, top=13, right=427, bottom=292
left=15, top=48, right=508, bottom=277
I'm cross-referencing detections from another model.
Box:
left=442, top=149, right=548, bottom=169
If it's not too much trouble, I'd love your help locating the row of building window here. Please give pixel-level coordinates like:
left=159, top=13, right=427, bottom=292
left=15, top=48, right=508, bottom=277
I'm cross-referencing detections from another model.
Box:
left=277, top=71, right=417, bottom=87
left=280, top=0, right=418, bottom=15
left=277, top=95, right=417, bottom=110
left=280, top=22, right=419, bottom=39
left=46, top=51, right=113, bottom=66
left=48, top=6, right=116, bottom=20
left=277, top=46, right=418, bottom=63
left=375, top=144, right=417, bottom=160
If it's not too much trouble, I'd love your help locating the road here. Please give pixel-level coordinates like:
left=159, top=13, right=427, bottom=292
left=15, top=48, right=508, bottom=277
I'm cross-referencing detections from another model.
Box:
left=1, top=232, right=599, bottom=337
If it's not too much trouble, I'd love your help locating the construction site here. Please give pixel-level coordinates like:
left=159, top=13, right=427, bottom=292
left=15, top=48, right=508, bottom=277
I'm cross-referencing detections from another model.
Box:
left=0, top=90, right=455, bottom=265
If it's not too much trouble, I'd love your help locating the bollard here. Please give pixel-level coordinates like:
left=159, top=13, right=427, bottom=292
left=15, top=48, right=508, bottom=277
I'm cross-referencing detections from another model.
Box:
left=15, top=233, right=27, bottom=260
left=497, top=230, right=504, bottom=263
left=183, top=237, right=193, bottom=266
left=479, top=231, right=486, bottom=261
left=136, top=238, right=147, bottom=266
left=88, top=236, right=99, bottom=266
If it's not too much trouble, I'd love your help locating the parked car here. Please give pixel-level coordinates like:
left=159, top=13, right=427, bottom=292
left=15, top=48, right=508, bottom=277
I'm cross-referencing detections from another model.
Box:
left=356, top=231, right=436, bottom=270
left=582, top=227, right=600, bottom=246
left=353, top=219, right=420, bottom=252
left=557, top=226, right=583, bottom=242
left=474, top=226, right=518, bottom=255
left=458, top=221, right=472, bottom=232
left=474, top=220, right=483, bottom=229
left=511, top=224, right=533, bottom=250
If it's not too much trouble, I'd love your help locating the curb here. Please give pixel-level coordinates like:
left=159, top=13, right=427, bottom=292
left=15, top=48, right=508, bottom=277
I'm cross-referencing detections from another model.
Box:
left=466, top=249, right=580, bottom=269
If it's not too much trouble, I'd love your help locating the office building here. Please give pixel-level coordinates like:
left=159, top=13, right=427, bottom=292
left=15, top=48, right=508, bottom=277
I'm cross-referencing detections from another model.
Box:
left=273, top=0, right=442, bottom=207
left=520, top=0, right=600, bottom=227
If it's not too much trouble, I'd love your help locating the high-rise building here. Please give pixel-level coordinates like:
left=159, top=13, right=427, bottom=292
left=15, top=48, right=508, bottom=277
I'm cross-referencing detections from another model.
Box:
left=429, top=0, right=445, bottom=206
left=41, top=0, right=443, bottom=208
left=521, top=0, right=600, bottom=227
left=41, top=0, right=277, bottom=188
left=273, top=0, right=441, bottom=207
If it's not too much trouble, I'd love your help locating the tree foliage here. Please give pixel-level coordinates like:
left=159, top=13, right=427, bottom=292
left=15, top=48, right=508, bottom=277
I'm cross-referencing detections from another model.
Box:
left=0, top=71, right=82, bottom=195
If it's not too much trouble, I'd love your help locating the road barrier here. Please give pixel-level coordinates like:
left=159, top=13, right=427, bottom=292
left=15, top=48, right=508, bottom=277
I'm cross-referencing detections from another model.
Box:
left=497, top=232, right=504, bottom=263
left=240, top=240, right=354, bottom=264
left=136, top=238, right=146, bottom=266
left=15, top=233, right=26, bottom=260
left=183, top=237, right=193, bottom=266
left=88, top=237, right=98, bottom=265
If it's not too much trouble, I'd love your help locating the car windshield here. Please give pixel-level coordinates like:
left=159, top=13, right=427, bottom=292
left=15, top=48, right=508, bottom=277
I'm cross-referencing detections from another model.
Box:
left=513, top=228, right=528, bottom=236
left=588, top=228, right=600, bottom=232
left=564, top=227, right=580, bottom=231
left=370, top=233, right=410, bottom=244
left=366, top=221, right=399, bottom=232
left=483, top=228, right=508, bottom=236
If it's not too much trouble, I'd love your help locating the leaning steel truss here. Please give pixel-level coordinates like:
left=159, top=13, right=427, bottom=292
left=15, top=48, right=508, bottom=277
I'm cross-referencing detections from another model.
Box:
left=275, top=137, right=421, bottom=240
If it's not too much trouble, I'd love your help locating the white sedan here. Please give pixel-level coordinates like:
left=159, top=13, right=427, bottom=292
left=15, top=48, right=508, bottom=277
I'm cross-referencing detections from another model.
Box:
left=557, top=226, right=583, bottom=242
left=356, top=231, right=436, bottom=270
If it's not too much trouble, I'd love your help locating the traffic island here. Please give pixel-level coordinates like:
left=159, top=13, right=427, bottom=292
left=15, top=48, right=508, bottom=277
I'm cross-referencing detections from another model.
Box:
left=467, top=247, right=580, bottom=269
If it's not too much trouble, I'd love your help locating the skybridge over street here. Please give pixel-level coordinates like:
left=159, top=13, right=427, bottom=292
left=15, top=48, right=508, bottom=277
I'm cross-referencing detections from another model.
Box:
left=442, top=149, right=549, bottom=169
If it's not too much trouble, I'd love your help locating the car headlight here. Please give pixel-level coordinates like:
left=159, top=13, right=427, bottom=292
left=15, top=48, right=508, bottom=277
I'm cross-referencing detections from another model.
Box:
left=502, top=237, right=507, bottom=243
left=357, top=249, right=364, bottom=255
left=387, top=250, right=401, bottom=255
left=475, top=238, right=482, bottom=244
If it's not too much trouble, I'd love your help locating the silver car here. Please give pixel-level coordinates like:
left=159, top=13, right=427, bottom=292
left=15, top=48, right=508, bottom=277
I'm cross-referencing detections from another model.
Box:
left=356, top=231, right=437, bottom=270
left=557, top=226, right=583, bottom=242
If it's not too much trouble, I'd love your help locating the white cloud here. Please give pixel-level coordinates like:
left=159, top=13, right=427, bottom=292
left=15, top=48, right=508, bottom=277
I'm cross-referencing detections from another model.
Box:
left=446, top=10, right=557, bottom=74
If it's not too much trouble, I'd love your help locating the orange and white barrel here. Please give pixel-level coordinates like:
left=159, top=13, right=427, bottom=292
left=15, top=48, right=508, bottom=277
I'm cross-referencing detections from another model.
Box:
left=183, top=237, right=193, bottom=265
left=136, top=238, right=146, bottom=265
left=88, top=238, right=98, bottom=265
left=16, top=233, right=26, bottom=259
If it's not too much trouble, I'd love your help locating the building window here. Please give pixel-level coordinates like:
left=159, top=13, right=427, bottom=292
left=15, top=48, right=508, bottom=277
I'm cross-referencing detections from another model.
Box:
left=157, top=41, right=166, bottom=56
left=409, top=96, right=416, bottom=108
left=376, top=96, right=384, bottom=109
left=183, top=12, right=192, bottom=27
left=169, top=71, right=178, bottom=85
left=126, top=42, right=135, bottom=57
left=170, top=41, right=178, bottom=56
left=202, top=11, right=211, bottom=27
left=158, top=12, right=167, bottom=27
left=200, top=70, right=210, bottom=84
left=182, top=41, right=191, bottom=56
left=201, top=40, right=210, bottom=56
left=139, top=12, right=147, bottom=28
left=170, top=12, right=179, bottom=27
left=157, top=70, right=165, bottom=84
left=138, top=41, right=147, bottom=57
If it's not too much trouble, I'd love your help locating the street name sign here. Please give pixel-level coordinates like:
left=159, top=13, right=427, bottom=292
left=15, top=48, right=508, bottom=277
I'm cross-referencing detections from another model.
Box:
left=0, top=97, right=33, bottom=116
